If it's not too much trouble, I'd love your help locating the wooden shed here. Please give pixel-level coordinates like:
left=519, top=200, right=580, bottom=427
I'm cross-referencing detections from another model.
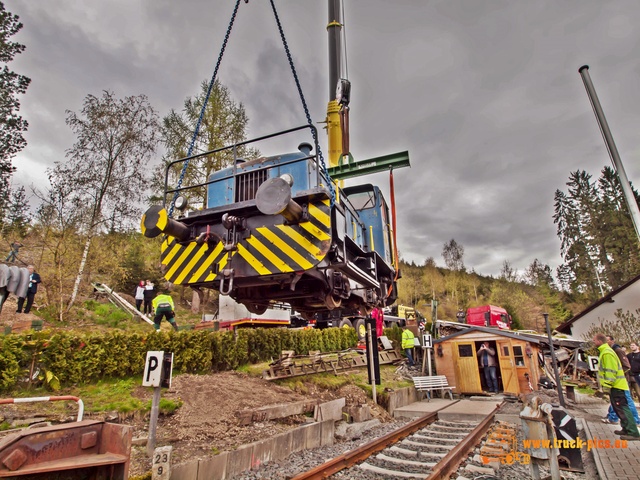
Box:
left=433, top=327, right=542, bottom=395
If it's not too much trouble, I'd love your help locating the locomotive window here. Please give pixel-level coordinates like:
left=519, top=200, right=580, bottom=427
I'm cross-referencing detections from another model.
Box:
left=458, top=344, right=473, bottom=357
left=347, top=191, right=375, bottom=210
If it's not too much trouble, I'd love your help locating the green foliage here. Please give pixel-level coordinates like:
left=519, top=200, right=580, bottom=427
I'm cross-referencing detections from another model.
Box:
left=582, top=308, right=640, bottom=346
left=2, top=185, right=31, bottom=236
left=1, top=327, right=358, bottom=393
left=156, top=398, right=183, bottom=415
left=554, top=167, right=640, bottom=299
left=129, top=473, right=152, bottom=480
left=159, top=80, right=258, bottom=207
left=0, top=2, right=30, bottom=214
left=0, top=335, right=21, bottom=390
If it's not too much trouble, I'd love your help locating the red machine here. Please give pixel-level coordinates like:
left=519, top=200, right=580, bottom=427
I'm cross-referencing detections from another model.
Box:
left=465, top=305, right=512, bottom=330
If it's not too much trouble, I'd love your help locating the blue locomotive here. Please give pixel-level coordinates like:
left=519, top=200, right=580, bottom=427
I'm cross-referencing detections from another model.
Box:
left=141, top=125, right=398, bottom=319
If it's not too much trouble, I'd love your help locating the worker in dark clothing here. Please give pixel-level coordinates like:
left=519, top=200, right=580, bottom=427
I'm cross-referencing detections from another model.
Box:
left=5, top=241, right=23, bottom=263
left=477, top=342, right=499, bottom=393
left=628, top=342, right=640, bottom=401
left=151, top=290, right=179, bottom=331
left=143, top=279, right=155, bottom=315
left=16, top=265, right=41, bottom=314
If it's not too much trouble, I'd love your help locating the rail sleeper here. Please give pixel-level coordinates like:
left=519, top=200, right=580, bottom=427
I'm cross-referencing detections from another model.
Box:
left=412, top=375, right=455, bottom=401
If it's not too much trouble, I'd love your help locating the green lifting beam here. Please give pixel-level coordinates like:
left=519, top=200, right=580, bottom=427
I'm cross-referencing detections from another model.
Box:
left=327, top=150, right=411, bottom=180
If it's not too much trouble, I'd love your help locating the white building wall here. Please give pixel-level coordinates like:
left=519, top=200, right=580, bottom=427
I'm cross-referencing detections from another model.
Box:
left=569, top=281, right=640, bottom=340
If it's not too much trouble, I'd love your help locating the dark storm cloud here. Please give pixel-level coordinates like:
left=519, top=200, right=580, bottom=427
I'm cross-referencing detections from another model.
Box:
left=7, top=0, right=640, bottom=278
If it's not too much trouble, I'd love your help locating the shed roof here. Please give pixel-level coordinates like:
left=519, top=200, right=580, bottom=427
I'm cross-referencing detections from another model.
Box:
left=433, top=326, right=542, bottom=344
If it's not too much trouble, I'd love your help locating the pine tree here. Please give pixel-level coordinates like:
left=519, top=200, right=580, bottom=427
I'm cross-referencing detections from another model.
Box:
left=3, top=185, right=30, bottom=236
left=158, top=80, right=258, bottom=209
left=0, top=2, right=30, bottom=211
left=554, top=167, right=640, bottom=298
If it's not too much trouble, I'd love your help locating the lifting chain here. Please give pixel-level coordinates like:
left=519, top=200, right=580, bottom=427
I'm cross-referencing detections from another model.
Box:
left=169, top=0, right=243, bottom=217
left=268, top=0, right=335, bottom=206
left=169, top=0, right=335, bottom=217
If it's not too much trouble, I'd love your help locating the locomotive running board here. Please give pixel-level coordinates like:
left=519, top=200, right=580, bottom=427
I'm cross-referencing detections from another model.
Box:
left=263, top=349, right=401, bottom=380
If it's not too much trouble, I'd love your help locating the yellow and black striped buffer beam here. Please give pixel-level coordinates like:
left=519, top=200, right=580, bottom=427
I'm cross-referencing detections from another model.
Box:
left=160, top=199, right=332, bottom=285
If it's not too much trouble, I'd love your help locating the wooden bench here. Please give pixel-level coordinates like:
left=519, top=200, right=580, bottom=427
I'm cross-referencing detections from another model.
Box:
left=412, top=375, right=455, bottom=401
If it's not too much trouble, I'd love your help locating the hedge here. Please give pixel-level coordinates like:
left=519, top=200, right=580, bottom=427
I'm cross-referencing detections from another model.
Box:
left=0, top=327, right=358, bottom=393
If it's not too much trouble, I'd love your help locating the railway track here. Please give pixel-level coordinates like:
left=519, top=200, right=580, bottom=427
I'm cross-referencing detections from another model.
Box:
left=292, top=404, right=500, bottom=480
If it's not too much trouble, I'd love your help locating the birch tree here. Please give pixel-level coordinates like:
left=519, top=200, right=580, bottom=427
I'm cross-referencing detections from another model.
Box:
left=48, top=91, right=160, bottom=311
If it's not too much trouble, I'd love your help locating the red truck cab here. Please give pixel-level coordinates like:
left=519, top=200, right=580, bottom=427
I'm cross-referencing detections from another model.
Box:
left=465, top=305, right=511, bottom=329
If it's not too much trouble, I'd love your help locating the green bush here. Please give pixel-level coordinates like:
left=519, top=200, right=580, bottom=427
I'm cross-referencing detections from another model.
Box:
left=0, top=336, right=22, bottom=390
left=1, top=327, right=358, bottom=393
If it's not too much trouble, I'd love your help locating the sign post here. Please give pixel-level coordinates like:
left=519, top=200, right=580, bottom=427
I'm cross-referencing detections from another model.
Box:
left=422, top=334, right=433, bottom=376
left=143, top=351, right=173, bottom=457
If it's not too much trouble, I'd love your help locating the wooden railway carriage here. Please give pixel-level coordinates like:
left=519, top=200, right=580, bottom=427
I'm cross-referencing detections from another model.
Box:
left=141, top=127, right=398, bottom=319
left=434, top=327, right=542, bottom=395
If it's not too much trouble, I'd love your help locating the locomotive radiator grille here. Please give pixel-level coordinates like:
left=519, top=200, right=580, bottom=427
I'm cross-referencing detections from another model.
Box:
left=235, top=169, right=268, bottom=202
left=159, top=199, right=331, bottom=284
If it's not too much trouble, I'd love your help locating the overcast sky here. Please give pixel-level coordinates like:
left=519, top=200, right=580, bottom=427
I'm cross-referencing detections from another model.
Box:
left=8, top=0, right=640, bottom=278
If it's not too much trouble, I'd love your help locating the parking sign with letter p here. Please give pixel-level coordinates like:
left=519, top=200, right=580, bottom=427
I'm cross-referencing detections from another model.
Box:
left=143, top=351, right=164, bottom=387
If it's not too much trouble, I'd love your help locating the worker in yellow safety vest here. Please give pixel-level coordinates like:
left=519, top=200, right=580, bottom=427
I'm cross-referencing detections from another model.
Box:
left=401, top=325, right=416, bottom=367
left=593, top=333, right=639, bottom=440
left=152, top=290, right=179, bottom=332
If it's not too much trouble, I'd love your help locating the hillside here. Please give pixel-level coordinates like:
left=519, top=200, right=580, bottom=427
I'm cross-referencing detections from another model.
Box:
left=395, top=259, right=581, bottom=330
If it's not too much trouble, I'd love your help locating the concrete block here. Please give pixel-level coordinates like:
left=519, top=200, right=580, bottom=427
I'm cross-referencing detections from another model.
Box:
left=386, top=387, right=420, bottom=416
left=237, top=400, right=318, bottom=425
left=250, top=438, right=276, bottom=470
left=304, top=422, right=322, bottom=450
left=320, top=419, right=335, bottom=446
left=344, top=405, right=371, bottom=423
left=196, top=453, right=227, bottom=480
left=290, top=424, right=308, bottom=452
left=153, top=446, right=172, bottom=480
left=275, top=429, right=294, bottom=459
left=314, top=398, right=346, bottom=422
left=171, top=461, right=199, bottom=480
left=225, top=444, right=254, bottom=478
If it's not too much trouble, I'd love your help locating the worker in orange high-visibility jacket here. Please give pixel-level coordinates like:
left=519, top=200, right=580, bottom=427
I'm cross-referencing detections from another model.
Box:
left=152, top=291, right=179, bottom=331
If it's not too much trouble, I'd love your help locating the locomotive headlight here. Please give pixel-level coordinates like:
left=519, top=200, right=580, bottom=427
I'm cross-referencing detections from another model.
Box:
left=175, top=195, right=188, bottom=211
left=280, top=173, right=294, bottom=187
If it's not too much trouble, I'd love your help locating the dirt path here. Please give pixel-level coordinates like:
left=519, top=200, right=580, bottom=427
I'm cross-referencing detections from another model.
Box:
left=126, top=371, right=390, bottom=477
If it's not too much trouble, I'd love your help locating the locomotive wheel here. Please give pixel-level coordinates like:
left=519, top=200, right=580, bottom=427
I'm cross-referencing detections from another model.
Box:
left=354, top=318, right=366, bottom=341
left=325, top=293, right=342, bottom=310
left=338, top=318, right=353, bottom=329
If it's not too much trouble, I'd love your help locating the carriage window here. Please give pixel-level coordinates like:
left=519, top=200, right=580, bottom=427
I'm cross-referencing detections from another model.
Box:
left=347, top=191, right=375, bottom=210
left=458, top=344, right=473, bottom=357
left=513, top=346, right=525, bottom=366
